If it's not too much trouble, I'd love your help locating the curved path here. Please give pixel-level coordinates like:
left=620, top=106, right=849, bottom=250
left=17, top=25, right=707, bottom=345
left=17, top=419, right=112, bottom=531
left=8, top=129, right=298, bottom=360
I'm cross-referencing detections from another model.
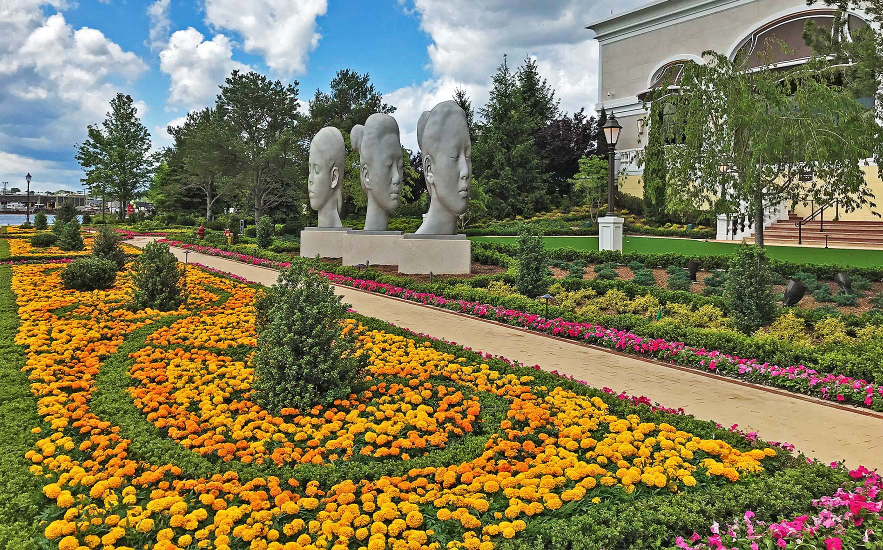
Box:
left=129, top=237, right=883, bottom=470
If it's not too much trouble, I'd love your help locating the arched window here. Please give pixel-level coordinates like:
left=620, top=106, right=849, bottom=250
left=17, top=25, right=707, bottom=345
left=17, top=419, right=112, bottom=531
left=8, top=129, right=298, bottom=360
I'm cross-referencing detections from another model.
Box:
left=638, top=59, right=698, bottom=102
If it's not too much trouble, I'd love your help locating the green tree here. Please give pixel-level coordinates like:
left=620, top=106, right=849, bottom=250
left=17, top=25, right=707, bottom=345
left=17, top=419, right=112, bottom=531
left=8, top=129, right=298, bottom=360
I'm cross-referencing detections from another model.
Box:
left=217, top=70, right=301, bottom=223
left=568, top=156, right=609, bottom=225
left=256, top=215, right=274, bottom=249
left=516, top=56, right=560, bottom=130
left=91, top=226, right=126, bottom=270
left=169, top=108, right=240, bottom=221
left=57, top=219, right=84, bottom=252
left=663, top=51, right=879, bottom=246
left=639, top=99, right=668, bottom=222
left=33, top=211, right=47, bottom=231
left=54, top=202, right=78, bottom=225
left=76, top=93, right=155, bottom=221
left=725, top=244, right=777, bottom=333
left=474, top=56, right=546, bottom=218
left=458, top=178, right=488, bottom=231
left=130, top=241, right=186, bottom=311
left=253, top=262, right=367, bottom=413
left=516, top=225, right=549, bottom=298
left=452, top=87, right=477, bottom=144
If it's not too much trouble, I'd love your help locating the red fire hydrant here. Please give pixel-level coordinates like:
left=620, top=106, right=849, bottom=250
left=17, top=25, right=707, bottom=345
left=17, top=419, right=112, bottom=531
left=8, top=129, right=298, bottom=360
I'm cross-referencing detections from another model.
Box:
left=197, top=225, right=205, bottom=240
left=224, top=228, right=231, bottom=245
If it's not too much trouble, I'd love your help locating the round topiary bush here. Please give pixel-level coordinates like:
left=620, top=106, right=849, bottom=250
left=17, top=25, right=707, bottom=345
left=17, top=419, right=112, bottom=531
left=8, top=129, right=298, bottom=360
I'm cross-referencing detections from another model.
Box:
left=91, top=226, right=126, bottom=270
left=129, top=241, right=187, bottom=311
left=256, top=215, right=274, bottom=249
left=33, top=211, right=48, bottom=231
left=252, top=261, right=368, bottom=414
left=57, top=219, right=84, bottom=251
left=29, top=232, right=58, bottom=248
left=60, top=257, right=117, bottom=291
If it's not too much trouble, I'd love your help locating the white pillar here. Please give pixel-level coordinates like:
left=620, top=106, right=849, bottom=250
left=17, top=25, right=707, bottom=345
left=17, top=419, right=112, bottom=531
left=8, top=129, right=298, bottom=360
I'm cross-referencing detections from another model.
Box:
left=598, top=215, right=624, bottom=251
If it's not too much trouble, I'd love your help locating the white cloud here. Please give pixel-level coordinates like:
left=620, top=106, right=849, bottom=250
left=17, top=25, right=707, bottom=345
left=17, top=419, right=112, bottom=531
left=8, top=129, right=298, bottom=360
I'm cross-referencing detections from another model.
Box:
left=0, top=3, right=147, bottom=190
left=146, top=0, right=171, bottom=52
left=159, top=27, right=248, bottom=110
left=387, top=0, right=646, bottom=149
left=203, top=0, right=327, bottom=75
left=153, top=115, right=187, bottom=148
left=0, top=150, right=89, bottom=193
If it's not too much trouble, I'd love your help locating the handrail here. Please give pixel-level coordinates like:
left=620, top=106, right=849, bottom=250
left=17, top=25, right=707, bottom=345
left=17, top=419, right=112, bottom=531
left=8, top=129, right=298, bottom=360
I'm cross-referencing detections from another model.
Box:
left=795, top=200, right=837, bottom=244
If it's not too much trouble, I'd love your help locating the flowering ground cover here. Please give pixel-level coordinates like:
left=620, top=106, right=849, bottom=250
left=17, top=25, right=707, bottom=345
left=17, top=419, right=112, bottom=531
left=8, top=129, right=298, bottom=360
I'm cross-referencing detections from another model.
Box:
left=0, top=257, right=860, bottom=550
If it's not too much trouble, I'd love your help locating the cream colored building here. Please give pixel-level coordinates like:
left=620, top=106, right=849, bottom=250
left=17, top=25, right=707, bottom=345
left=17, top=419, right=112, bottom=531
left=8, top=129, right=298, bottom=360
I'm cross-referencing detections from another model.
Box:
left=588, top=0, right=882, bottom=224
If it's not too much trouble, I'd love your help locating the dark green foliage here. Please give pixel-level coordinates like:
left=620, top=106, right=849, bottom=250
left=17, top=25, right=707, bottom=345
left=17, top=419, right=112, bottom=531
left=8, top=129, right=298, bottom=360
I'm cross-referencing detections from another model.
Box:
left=252, top=263, right=367, bottom=414
left=702, top=270, right=728, bottom=297
left=516, top=225, right=549, bottom=297
left=594, top=262, right=619, bottom=281
left=57, top=219, right=84, bottom=251
left=871, top=292, right=883, bottom=309
left=641, top=99, right=667, bottom=221
left=55, top=202, right=78, bottom=225
left=833, top=291, right=858, bottom=307
left=852, top=274, right=872, bottom=292
left=632, top=268, right=656, bottom=287
left=29, top=232, right=57, bottom=248
left=60, top=257, right=117, bottom=291
left=725, top=245, right=777, bottom=333
left=792, top=271, right=820, bottom=291
left=268, top=240, right=300, bottom=254
left=628, top=261, right=646, bottom=272
left=244, top=226, right=256, bottom=238
left=18, top=222, right=32, bottom=229
left=256, top=215, right=274, bottom=249
left=32, top=212, right=47, bottom=231
left=667, top=270, right=691, bottom=291
left=813, top=285, right=835, bottom=303
left=665, top=265, right=684, bottom=276
left=129, top=241, right=186, bottom=311
left=91, top=226, right=126, bottom=270
left=81, top=213, right=92, bottom=224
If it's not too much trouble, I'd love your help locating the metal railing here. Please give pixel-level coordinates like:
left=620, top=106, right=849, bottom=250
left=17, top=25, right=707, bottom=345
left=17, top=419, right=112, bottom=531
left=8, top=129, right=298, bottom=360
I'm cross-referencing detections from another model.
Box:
left=796, top=200, right=838, bottom=244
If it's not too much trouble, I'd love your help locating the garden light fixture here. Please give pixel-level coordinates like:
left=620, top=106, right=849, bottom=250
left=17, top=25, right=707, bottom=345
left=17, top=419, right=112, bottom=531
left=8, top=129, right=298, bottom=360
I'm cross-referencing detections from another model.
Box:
left=602, top=114, right=622, bottom=215
left=540, top=293, right=553, bottom=317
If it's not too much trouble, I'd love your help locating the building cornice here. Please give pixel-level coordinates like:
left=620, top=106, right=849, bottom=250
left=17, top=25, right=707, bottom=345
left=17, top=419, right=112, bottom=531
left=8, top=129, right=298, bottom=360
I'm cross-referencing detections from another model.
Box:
left=588, top=0, right=758, bottom=44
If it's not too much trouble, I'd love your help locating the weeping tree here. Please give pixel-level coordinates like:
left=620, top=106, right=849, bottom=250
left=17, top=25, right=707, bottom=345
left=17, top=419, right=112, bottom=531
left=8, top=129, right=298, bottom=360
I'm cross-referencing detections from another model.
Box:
left=639, top=98, right=668, bottom=222
left=662, top=50, right=880, bottom=246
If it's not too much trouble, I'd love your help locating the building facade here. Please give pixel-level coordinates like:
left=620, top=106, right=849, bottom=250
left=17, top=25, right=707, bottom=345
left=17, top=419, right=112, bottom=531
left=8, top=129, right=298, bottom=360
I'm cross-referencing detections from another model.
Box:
left=588, top=0, right=881, bottom=222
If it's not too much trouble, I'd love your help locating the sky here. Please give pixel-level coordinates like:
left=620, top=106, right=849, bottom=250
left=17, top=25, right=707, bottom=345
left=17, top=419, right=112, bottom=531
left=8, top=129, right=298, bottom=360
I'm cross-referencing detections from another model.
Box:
left=0, top=0, right=647, bottom=193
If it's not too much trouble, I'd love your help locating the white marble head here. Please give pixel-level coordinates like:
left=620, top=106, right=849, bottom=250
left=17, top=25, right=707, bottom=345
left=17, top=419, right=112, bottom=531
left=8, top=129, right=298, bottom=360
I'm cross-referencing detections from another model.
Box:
left=308, top=127, right=345, bottom=228
left=351, top=114, right=403, bottom=231
left=415, top=100, right=472, bottom=235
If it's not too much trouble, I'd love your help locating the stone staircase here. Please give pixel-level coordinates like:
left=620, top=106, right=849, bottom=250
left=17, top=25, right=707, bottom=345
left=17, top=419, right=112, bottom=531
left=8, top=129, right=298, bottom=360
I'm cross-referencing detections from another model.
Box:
left=763, top=213, right=883, bottom=247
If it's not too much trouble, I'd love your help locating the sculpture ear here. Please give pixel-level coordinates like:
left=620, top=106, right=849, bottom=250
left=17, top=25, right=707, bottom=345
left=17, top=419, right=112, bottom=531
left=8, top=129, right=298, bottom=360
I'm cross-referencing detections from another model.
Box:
left=423, top=154, right=434, bottom=190
left=361, top=164, right=370, bottom=189
left=330, top=166, right=339, bottom=189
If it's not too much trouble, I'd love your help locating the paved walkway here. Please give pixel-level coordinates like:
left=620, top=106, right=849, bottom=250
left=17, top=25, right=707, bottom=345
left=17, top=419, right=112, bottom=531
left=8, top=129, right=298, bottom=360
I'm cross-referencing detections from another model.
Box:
left=131, top=237, right=883, bottom=470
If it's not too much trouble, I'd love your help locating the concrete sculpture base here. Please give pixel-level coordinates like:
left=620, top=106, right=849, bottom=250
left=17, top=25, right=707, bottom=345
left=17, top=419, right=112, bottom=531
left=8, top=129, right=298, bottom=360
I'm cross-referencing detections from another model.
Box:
left=598, top=216, right=624, bottom=252
left=398, top=234, right=471, bottom=274
left=342, top=231, right=403, bottom=266
left=299, top=227, right=351, bottom=259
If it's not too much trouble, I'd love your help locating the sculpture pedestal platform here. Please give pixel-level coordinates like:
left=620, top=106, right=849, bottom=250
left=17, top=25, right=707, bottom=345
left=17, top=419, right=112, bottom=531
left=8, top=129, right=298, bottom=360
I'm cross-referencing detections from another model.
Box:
left=300, top=227, right=351, bottom=259
left=343, top=231, right=403, bottom=266
left=398, top=234, right=471, bottom=274
left=598, top=216, right=624, bottom=252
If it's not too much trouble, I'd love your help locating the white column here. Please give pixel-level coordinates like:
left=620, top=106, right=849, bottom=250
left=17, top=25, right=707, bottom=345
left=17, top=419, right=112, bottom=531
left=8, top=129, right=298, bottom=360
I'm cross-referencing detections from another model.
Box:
left=716, top=214, right=731, bottom=241
left=598, top=216, right=624, bottom=251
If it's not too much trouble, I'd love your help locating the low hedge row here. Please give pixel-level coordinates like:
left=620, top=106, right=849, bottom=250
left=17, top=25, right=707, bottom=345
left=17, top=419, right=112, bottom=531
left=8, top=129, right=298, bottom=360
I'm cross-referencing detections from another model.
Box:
left=466, top=222, right=715, bottom=239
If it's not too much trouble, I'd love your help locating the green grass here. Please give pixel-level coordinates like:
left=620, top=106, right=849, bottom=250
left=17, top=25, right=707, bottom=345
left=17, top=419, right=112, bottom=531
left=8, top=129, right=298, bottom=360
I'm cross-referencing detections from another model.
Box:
left=470, top=235, right=883, bottom=267
left=0, top=266, right=42, bottom=550
left=0, top=238, right=9, bottom=260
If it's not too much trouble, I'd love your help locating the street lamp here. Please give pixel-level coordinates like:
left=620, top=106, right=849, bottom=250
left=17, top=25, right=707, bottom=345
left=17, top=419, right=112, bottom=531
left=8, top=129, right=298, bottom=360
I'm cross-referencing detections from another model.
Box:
left=602, top=114, right=622, bottom=215
left=25, top=173, right=32, bottom=223
left=540, top=293, right=553, bottom=318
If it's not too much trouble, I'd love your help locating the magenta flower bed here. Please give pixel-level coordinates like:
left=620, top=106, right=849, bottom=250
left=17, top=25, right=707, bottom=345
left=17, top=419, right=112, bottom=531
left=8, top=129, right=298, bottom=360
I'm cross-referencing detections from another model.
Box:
left=162, top=239, right=883, bottom=411
left=677, top=466, right=882, bottom=550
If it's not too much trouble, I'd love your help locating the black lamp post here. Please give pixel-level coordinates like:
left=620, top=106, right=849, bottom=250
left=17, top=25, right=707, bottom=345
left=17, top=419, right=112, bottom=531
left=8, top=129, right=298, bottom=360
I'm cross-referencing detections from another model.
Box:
left=25, top=173, right=32, bottom=223
left=602, top=114, right=622, bottom=215
left=183, top=250, right=190, bottom=264
left=540, top=293, right=553, bottom=318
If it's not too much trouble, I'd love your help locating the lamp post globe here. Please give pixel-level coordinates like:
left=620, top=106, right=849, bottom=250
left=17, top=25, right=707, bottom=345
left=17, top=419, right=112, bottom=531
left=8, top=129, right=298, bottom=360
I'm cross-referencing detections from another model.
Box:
left=602, top=114, right=622, bottom=215
left=25, top=173, right=32, bottom=223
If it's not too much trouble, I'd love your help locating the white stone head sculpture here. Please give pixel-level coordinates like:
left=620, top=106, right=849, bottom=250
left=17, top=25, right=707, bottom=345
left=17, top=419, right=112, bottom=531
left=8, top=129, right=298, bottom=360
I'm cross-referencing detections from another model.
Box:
left=308, top=127, right=345, bottom=228
left=351, top=114, right=403, bottom=231
left=415, top=101, right=472, bottom=235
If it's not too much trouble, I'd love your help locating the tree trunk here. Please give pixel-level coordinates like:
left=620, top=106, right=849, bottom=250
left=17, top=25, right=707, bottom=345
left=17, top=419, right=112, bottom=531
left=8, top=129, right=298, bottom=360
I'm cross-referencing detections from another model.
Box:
left=205, top=181, right=213, bottom=221
left=753, top=187, right=764, bottom=247
left=253, top=170, right=262, bottom=223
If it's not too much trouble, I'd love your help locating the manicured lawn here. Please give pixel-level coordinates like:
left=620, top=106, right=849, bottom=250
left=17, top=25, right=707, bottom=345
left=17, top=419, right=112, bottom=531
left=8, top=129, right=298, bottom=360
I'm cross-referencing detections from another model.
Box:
left=470, top=235, right=883, bottom=267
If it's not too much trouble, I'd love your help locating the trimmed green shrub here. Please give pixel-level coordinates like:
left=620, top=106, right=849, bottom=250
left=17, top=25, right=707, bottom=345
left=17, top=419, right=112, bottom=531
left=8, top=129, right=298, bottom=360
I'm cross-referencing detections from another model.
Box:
left=852, top=274, right=872, bottom=292
left=725, top=244, right=777, bottom=333
left=19, top=222, right=32, bottom=229
left=667, top=270, right=691, bottom=291
left=33, top=211, right=47, bottom=231
left=81, top=213, right=92, bottom=224
left=57, top=220, right=84, bottom=251
left=516, top=225, right=548, bottom=298
left=813, top=285, right=834, bottom=303
left=54, top=202, right=78, bottom=225
left=833, top=291, right=858, bottom=307
left=91, top=226, right=126, bottom=270
left=632, top=268, right=656, bottom=287
left=129, top=241, right=186, bottom=311
left=257, top=215, right=274, bottom=249
left=228, top=215, right=241, bottom=244
left=628, top=261, right=646, bottom=272
left=252, top=262, right=368, bottom=413
left=60, top=257, right=117, bottom=291
left=29, top=232, right=57, bottom=248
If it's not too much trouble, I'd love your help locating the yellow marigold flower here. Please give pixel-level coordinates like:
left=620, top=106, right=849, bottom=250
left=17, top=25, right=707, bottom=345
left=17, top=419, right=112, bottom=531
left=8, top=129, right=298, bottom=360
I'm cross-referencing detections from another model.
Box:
left=136, top=518, right=154, bottom=533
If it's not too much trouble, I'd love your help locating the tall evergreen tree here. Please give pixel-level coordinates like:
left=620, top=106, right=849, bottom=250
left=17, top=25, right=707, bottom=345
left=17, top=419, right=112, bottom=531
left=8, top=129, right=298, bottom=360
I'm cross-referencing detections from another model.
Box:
left=76, top=93, right=155, bottom=220
left=452, top=87, right=476, bottom=143
left=216, top=70, right=301, bottom=222
left=516, top=56, right=560, bottom=128
left=474, top=56, right=546, bottom=218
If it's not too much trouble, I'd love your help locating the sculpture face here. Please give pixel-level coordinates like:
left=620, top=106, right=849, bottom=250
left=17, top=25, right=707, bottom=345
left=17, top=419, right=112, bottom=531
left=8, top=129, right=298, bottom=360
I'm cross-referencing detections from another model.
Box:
left=307, top=146, right=336, bottom=211
left=425, top=123, right=471, bottom=216
left=362, top=133, right=403, bottom=213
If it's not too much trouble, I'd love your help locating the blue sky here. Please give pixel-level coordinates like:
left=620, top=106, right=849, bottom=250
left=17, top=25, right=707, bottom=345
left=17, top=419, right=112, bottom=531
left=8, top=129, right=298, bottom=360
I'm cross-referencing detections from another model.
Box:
left=0, top=0, right=645, bottom=192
